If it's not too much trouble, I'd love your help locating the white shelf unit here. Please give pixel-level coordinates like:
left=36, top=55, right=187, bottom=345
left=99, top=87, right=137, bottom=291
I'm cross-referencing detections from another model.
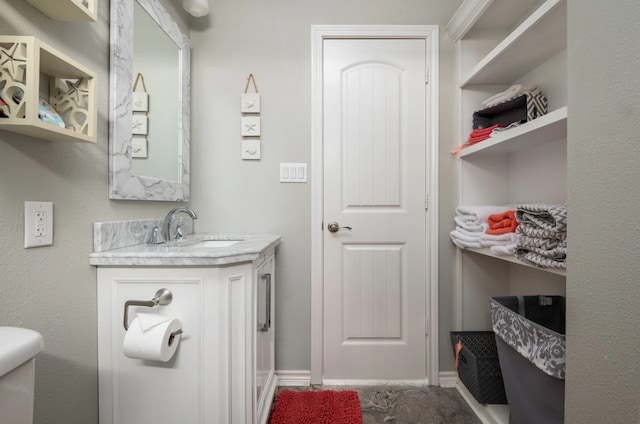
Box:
left=0, top=36, right=97, bottom=143
left=446, top=0, right=567, bottom=422
left=25, top=0, right=97, bottom=22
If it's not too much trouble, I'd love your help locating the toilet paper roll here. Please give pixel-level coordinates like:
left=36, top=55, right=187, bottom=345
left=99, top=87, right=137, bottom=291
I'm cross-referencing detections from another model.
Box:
left=123, top=317, right=182, bottom=362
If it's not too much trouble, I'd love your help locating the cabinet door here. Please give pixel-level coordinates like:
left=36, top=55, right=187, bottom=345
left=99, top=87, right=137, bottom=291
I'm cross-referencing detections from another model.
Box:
left=255, top=256, right=276, bottom=423
left=97, top=268, right=206, bottom=424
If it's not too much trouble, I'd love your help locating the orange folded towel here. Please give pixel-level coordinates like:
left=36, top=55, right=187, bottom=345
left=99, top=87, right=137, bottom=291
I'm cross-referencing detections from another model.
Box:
left=486, top=210, right=519, bottom=235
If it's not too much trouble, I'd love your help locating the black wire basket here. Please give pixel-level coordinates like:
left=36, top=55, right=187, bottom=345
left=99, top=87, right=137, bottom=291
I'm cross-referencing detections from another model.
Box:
left=450, top=331, right=508, bottom=404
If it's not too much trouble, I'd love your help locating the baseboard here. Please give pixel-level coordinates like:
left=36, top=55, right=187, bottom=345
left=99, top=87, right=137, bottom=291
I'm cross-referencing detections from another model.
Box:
left=455, top=381, right=509, bottom=424
left=275, top=370, right=312, bottom=386
left=438, top=371, right=458, bottom=388
left=257, top=372, right=279, bottom=424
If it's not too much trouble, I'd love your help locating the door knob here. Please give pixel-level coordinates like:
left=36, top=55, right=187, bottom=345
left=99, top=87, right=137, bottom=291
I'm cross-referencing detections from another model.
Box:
left=327, top=221, right=352, bottom=233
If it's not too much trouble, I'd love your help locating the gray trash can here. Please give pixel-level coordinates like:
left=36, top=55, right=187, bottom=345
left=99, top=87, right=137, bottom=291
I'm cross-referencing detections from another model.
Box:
left=490, top=295, right=566, bottom=424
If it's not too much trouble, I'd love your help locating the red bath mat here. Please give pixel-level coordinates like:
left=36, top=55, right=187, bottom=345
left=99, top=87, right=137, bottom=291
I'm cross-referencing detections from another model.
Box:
left=270, top=390, right=363, bottom=424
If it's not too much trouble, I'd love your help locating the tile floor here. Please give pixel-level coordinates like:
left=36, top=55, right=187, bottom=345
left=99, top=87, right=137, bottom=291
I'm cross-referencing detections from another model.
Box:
left=273, top=384, right=482, bottom=424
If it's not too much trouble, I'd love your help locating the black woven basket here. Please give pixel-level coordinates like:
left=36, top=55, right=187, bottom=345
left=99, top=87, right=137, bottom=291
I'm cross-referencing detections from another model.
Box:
left=450, top=331, right=508, bottom=404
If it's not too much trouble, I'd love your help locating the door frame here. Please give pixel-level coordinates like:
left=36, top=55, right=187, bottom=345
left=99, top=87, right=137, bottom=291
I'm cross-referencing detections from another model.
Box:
left=310, top=25, right=440, bottom=385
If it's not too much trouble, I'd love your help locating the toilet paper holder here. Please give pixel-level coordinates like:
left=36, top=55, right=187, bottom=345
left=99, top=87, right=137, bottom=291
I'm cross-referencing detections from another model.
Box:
left=123, top=288, right=183, bottom=337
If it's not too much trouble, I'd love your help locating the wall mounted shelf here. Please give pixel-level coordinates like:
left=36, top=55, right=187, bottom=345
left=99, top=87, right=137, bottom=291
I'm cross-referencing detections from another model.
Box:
left=24, top=0, right=97, bottom=22
left=0, top=36, right=97, bottom=143
left=460, top=106, right=567, bottom=157
left=459, top=0, right=567, bottom=87
left=463, top=247, right=566, bottom=276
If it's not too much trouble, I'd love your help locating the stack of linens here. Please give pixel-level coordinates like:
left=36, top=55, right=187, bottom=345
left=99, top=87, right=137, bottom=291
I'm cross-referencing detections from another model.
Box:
left=515, top=203, right=567, bottom=269
left=450, top=205, right=517, bottom=249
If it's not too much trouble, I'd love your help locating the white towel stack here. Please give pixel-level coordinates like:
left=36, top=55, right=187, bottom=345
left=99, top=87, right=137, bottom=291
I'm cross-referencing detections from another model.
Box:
left=449, top=205, right=516, bottom=249
left=480, top=84, right=535, bottom=108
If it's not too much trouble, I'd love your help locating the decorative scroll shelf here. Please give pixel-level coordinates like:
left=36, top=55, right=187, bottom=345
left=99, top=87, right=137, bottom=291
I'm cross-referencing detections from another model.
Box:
left=24, top=0, right=97, bottom=22
left=0, top=36, right=97, bottom=143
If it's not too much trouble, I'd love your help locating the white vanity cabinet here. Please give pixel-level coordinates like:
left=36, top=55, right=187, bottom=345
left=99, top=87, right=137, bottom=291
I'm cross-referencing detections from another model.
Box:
left=96, top=249, right=277, bottom=424
left=446, top=0, right=567, bottom=422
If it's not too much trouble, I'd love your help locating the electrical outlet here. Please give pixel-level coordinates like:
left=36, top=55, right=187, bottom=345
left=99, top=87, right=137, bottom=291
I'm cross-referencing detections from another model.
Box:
left=24, top=201, right=53, bottom=248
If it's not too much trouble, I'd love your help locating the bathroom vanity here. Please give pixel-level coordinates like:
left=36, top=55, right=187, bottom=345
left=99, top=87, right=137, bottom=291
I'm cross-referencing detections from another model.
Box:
left=90, top=233, right=280, bottom=424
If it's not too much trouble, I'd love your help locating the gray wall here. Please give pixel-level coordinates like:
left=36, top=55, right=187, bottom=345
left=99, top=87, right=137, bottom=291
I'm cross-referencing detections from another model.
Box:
left=8, top=1, right=639, bottom=423
left=0, top=1, right=189, bottom=423
left=565, top=0, right=640, bottom=422
left=188, top=0, right=462, bottom=373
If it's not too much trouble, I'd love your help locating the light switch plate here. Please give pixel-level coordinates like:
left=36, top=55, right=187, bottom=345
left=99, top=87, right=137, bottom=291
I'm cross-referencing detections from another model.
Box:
left=242, top=139, right=261, bottom=160
left=280, top=163, right=307, bottom=182
left=24, top=201, right=53, bottom=248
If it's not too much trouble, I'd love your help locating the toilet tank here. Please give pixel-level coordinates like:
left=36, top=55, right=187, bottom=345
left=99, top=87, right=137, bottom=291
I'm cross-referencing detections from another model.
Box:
left=0, top=327, right=44, bottom=424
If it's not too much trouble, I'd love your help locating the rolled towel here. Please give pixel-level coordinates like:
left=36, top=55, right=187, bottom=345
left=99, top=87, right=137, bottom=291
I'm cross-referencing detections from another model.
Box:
left=486, top=210, right=519, bottom=235
left=455, top=205, right=514, bottom=225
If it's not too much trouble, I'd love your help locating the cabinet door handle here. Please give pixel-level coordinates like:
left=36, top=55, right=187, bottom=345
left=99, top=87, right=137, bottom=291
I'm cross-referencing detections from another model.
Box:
left=258, top=273, right=271, bottom=332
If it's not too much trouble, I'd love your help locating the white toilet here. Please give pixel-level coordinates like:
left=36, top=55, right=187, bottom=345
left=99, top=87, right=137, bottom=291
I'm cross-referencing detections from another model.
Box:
left=0, top=326, right=44, bottom=424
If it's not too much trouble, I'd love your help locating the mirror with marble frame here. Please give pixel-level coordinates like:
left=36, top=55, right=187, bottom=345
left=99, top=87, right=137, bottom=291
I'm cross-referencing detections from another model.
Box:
left=109, top=0, right=190, bottom=201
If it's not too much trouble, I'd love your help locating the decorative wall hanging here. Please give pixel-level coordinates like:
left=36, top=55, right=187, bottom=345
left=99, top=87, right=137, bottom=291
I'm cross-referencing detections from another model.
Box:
left=132, top=136, right=148, bottom=158
left=241, top=73, right=260, bottom=113
left=132, top=73, right=149, bottom=112
left=241, top=116, right=260, bottom=136
left=132, top=72, right=149, bottom=157
left=132, top=114, right=148, bottom=135
left=240, top=73, right=261, bottom=160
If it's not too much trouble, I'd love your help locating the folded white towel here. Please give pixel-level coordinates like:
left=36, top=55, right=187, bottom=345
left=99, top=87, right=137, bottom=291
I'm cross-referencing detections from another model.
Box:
left=481, top=84, right=536, bottom=108
left=450, top=228, right=516, bottom=249
left=491, top=243, right=516, bottom=256
left=481, top=84, right=523, bottom=107
left=449, top=230, right=483, bottom=249
left=454, top=216, right=485, bottom=232
left=481, top=233, right=517, bottom=247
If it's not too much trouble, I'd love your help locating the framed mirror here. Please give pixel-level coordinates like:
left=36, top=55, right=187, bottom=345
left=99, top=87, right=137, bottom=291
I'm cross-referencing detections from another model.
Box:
left=109, top=0, right=190, bottom=201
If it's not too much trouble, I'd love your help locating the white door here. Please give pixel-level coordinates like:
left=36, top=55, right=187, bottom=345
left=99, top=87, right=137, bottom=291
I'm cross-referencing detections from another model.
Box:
left=322, top=38, right=428, bottom=380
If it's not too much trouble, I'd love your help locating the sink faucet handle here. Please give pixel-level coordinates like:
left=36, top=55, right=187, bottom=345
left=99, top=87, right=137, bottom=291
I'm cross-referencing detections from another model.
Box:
left=175, top=223, right=184, bottom=240
left=144, top=224, right=163, bottom=244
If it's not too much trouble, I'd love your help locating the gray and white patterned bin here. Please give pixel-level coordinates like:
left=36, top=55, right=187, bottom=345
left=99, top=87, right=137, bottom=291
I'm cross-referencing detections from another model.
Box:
left=490, top=295, right=566, bottom=424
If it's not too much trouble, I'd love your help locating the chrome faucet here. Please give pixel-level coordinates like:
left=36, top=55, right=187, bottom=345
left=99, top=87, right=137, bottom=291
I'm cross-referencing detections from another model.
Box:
left=161, top=207, right=198, bottom=242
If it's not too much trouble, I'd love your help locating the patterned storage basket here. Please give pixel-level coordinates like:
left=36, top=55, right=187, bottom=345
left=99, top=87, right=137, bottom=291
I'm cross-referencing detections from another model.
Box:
left=450, top=331, right=508, bottom=404
left=490, top=295, right=566, bottom=379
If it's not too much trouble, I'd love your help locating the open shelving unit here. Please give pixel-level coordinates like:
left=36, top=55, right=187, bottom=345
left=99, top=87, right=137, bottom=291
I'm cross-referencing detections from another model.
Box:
left=24, top=0, right=97, bottom=22
left=0, top=36, right=97, bottom=143
left=446, top=0, right=567, bottom=422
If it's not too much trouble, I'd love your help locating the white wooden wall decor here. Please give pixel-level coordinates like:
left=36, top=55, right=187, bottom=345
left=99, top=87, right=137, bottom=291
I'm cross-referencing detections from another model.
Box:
left=25, top=0, right=98, bottom=22
left=241, top=116, right=260, bottom=136
left=0, top=36, right=97, bottom=143
left=50, top=77, right=91, bottom=134
left=241, top=73, right=261, bottom=159
left=131, top=72, right=148, bottom=157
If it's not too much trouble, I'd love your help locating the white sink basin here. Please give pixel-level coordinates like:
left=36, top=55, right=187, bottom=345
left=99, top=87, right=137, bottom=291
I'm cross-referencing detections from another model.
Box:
left=175, top=237, right=244, bottom=249
left=186, top=240, right=241, bottom=248
left=0, top=327, right=44, bottom=378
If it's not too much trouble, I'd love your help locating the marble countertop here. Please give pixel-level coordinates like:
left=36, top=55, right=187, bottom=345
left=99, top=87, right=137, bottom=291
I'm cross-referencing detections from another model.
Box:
left=89, top=234, right=281, bottom=267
